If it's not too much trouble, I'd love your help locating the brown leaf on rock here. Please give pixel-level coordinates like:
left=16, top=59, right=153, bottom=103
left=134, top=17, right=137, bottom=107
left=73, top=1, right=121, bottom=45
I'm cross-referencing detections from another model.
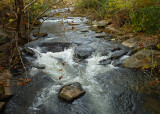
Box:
left=59, top=76, right=63, bottom=80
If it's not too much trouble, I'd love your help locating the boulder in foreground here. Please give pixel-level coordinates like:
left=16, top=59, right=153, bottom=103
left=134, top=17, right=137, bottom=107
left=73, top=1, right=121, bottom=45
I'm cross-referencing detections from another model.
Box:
left=122, top=49, right=160, bottom=68
left=58, top=82, right=85, bottom=102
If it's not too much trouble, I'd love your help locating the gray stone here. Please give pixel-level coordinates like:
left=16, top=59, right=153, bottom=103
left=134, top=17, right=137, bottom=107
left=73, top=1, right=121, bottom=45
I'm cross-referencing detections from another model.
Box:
left=110, top=50, right=128, bottom=60
left=122, top=49, right=160, bottom=68
left=75, top=45, right=95, bottom=59
left=58, top=82, right=85, bottom=102
left=99, top=59, right=111, bottom=65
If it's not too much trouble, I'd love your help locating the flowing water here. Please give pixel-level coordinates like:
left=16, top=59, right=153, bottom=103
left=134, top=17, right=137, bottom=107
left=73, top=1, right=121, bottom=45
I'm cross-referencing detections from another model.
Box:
left=4, top=8, right=160, bottom=114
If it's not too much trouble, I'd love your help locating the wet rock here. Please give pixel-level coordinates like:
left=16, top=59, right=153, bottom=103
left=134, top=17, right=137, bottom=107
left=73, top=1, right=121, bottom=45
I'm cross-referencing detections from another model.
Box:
left=110, top=50, right=128, bottom=60
left=99, top=58, right=111, bottom=65
left=111, top=47, right=121, bottom=52
left=75, top=45, right=95, bottom=59
left=33, top=64, right=46, bottom=69
left=22, top=47, right=35, bottom=56
left=58, top=82, right=85, bottom=102
left=32, top=32, right=48, bottom=38
left=122, top=49, right=160, bottom=68
left=122, top=37, right=140, bottom=48
left=40, top=42, right=71, bottom=53
left=92, top=20, right=111, bottom=27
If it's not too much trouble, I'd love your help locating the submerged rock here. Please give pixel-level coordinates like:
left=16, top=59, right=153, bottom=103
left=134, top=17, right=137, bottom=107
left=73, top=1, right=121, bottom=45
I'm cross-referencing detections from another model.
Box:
left=99, top=58, right=111, bottom=65
left=75, top=45, right=95, bottom=60
left=122, top=49, right=160, bottom=68
left=58, top=82, right=85, bottom=102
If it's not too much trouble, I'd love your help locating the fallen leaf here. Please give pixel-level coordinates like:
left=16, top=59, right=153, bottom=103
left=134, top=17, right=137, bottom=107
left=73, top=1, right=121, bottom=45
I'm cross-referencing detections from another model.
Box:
left=142, top=65, right=150, bottom=70
left=157, top=55, right=160, bottom=58
left=59, top=69, right=63, bottom=71
left=25, top=78, right=31, bottom=83
left=156, top=80, right=160, bottom=83
left=147, top=57, right=152, bottom=62
left=62, top=62, right=65, bottom=66
left=59, top=76, right=63, bottom=80
left=9, top=19, right=13, bottom=22
left=72, top=26, right=74, bottom=30
left=17, top=82, right=25, bottom=86
left=0, top=81, right=3, bottom=85
left=157, top=44, right=160, bottom=49
left=61, top=22, right=64, bottom=25
left=56, top=13, right=60, bottom=17
left=150, top=81, right=155, bottom=85
left=19, top=77, right=23, bottom=81
left=139, top=43, right=144, bottom=48
left=84, top=35, right=87, bottom=37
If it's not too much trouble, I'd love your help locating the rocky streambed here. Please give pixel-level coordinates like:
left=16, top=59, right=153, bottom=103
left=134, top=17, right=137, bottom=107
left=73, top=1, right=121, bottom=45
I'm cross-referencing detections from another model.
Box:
left=3, top=7, right=160, bottom=114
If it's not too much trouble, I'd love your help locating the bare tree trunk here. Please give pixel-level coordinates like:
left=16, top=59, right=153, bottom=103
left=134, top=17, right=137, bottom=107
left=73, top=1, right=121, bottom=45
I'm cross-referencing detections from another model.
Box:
left=15, top=0, right=25, bottom=39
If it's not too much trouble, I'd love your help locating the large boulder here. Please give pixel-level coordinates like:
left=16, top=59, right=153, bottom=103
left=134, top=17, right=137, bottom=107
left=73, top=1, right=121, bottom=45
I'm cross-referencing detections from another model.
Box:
left=58, top=82, right=85, bottom=102
left=40, top=42, right=71, bottom=53
left=75, top=45, right=95, bottom=60
left=122, top=49, right=160, bottom=68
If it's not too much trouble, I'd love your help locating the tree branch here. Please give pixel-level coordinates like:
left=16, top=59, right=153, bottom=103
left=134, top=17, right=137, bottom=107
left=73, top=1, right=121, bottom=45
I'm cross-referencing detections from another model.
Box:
left=30, top=0, right=63, bottom=32
left=22, top=0, right=37, bottom=12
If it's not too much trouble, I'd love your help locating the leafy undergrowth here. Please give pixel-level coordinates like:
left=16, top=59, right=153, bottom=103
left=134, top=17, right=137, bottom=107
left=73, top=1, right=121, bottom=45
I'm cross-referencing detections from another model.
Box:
left=75, top=0, right=160, bottom=34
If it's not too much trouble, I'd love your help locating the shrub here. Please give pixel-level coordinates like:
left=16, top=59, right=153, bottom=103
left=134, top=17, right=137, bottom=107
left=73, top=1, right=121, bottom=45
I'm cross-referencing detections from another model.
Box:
left=129, top=5, right=160, bottom=34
